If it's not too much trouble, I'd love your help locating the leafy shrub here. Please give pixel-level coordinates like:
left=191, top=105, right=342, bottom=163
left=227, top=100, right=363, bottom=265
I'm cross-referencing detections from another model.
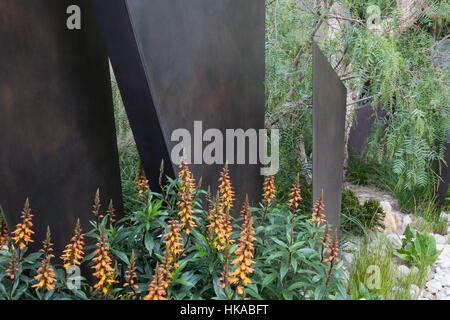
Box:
left=361, top=199, right=385, bottom=231
left=340, top=189, right=385, bottom=236
left=394, top=225, right=441, bottom=268
left=0, top=165, right=348, bottom=300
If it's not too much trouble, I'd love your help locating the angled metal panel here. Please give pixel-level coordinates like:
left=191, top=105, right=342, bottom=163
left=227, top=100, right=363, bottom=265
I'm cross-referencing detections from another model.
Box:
left=347, top=103, right=386, bottom=159
left=0, top=0, right=123, bottom=252
left=312, top=42, right=347, bottom=235
left=92, top=0, right=265, bottom=213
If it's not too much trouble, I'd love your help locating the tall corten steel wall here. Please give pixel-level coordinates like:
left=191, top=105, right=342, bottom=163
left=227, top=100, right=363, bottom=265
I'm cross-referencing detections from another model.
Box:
left=0, top=0, right=123, bottom=252
left=312, top=43, right=347, bottom=235
left=92, top=0, right=265, bottom=214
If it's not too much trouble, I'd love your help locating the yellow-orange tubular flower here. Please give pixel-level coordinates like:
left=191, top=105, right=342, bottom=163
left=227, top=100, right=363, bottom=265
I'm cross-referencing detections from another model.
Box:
left=230, top=196, right=256, bottom=295
left=207, top=193, right=233, bottom=251
left=144, top=262, right=169, bottom=300
left=177, top=161, right=197, bottom=235
left=262, top=175, right=276, bottom=205
left=123, top=250, right=138, bottom=293
left=0, top=216, right=8, bottom=247
left=163, top=219, right=184, bottom=268
left=92, top=227, right=116, bottom=295
left=218, top=163, right=234, bottom=210
left=323, top=228, right=339, bottom=264
left=135, top=163, right=150, bottom=200
left=12, top=198, right=34, bottom=250
left=287, top=174, right=302, bottom=211
left=6, top=248, right=19, bottom=280
left=107, top=200, right=116, bottom=225
left=61, top=219, right=85, bottom=269
left=33, top=227, right=56, bottom=293
left=310, top=190, right=327, bottom=225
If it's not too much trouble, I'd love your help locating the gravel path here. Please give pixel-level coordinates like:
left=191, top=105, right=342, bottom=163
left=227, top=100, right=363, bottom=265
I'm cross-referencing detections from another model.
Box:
left=344, top=183, right=450, bottom=300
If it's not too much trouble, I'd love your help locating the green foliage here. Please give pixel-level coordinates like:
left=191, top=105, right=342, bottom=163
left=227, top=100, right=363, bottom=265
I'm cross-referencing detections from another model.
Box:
left=348, top=232, right=428, bottom=300
left=394, top=225, right=441, bottom=268
left=266, top=0, right=449, bottom=211
left=0, top=171, right=348, bottom=300
left=340, top=189, right=385, bottom=236
left=251, top=205, right=348, bottom=300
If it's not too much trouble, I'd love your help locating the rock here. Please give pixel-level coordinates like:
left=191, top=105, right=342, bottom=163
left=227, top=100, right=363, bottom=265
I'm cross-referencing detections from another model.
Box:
left=410, top=284, right=420, bottom=298
left=397, top=265, right=411, bottom=279
left=342, top=252, right=354, bottom=266
left=425, top=279, right=443, bottom=294
left=403, top=214, right=412, bottom=227
left=383, top=210, right=403, bottom=234
left=433, top=234, right=446, bottom=244
left=436, top=291, right=450, bottom=300
left=387, top=233, right=403, bottom=249
left=410, top=266, right=419, bottom=276
left=379, top=201, right=392, bottom=213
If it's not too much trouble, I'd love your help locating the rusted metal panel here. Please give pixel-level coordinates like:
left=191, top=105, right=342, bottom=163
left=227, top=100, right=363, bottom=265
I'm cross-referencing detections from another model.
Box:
left=312, top=42, right=347, bottom=234
left=0, top=0, right=123, bottom=252
left=92, top=0, right=265, bottom=213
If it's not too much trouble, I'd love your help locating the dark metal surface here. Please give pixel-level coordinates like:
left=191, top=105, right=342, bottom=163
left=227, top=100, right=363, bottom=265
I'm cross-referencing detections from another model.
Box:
left=347, top=103, right=386, bottom=159
left=0, top=0, right=123, bottom=252
left=92, top=0, right=265, bottom=213
left=312, top=42, right=347, bottom=234
left=436, top=132, right=450, bottom=207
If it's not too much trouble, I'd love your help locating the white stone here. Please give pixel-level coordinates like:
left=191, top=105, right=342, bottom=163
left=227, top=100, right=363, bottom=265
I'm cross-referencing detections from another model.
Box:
left=387, top=233, right=403, bottom=249
left=426, top=279, right=444, bottom=294
left=383, top=211, right=403, bottom=234
left=410, top=266, right=419, bottom=275
left=342, top=252, right=354, bottom=266
left=403, top=214, right=412, bottom=226
left=379, top=201, right=392, bottom=213
left=397, top=265, right=411, bottom=279
left=436, top=291, right=450, bottom=300
left=433, top=234, right=446, bottom=244
left=410, top=284, right=420, bottom=298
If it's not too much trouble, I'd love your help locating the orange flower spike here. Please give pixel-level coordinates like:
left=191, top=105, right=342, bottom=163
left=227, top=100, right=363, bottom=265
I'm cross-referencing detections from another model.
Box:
left=262, top=175, right=276, bottom=205
left=6, top=248, right=19, bottom=280
left=92, top=188, right=102, bottom=219
left=323, top=228, right=339, bottom=263
left=144, top=263, right=168, bottom=300
left=206, top=193, right=228, bottom=251
left=163, top=219, right=184, bottom=265
left=0, top=216, right=8, bottom=247
left=287, top=174, right=302, bottom=211
left=123, top=250, right=138, bottom=292
left=91, top=227, right=116, bottom=295
left=218, top=163, right=234, bottom=210
left=310, top=190, right=327, bottom=225
left=230, top=196, right=256, bottom=295
left=32, top=227, right=57, bottom=293
left=12, top=198, right=34, bottom=250
left=176, top=161, right=197, bottom=235
left=61, top=219, right=85, bottom=269
left=107, top=200, right=116, bottom=225
left=135, top=163, right=150, bottom=200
